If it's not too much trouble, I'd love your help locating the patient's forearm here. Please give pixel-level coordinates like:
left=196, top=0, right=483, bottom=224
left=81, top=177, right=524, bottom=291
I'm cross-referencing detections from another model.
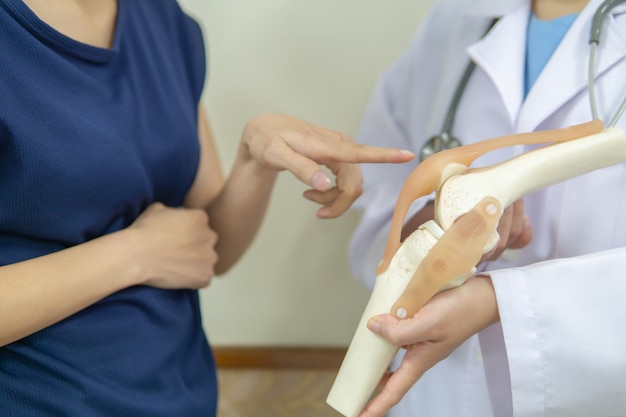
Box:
left=0, top=230, right=141, bottom=347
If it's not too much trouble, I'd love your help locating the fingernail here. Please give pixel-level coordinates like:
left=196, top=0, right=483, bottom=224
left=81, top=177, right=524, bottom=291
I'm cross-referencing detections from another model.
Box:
left=367, top=318, right=381, bottom=334
left=312, top=171, right=331, bottom=190
left=317, top=207, right=331, bottom=218
left=396, top=308, right=408, bottom=319
left=523, top=215, right=531, bottom=229
left=399, top=149, right=414, bottom=156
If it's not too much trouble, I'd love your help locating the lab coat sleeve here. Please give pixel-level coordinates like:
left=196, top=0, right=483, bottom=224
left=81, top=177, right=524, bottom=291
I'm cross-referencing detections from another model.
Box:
left=480, top=247, right=626, bottom=417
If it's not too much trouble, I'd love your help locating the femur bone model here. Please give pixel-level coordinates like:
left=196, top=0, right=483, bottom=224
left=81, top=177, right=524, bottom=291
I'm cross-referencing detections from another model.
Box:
left=327, top=120, right=626, bottom=417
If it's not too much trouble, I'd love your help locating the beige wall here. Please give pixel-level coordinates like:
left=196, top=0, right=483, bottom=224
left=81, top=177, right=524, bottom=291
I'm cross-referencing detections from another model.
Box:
left=178, top=0, right=438, bottom=346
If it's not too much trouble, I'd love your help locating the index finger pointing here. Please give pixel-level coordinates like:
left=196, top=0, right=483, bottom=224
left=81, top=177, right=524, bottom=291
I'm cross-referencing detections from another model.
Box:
left=352, top=144, right=415, bottom=164
left=304, top=139, right=415, bottom=165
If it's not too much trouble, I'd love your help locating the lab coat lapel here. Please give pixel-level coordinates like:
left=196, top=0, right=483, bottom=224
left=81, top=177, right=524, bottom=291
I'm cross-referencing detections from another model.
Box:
left=466, top=3, right=530, bottom=130
left=519, top=0, right=626, bottom=131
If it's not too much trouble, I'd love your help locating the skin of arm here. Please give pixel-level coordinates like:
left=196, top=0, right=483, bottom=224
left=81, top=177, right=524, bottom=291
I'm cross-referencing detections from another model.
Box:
left=186, top=106, right=415, bottom=274
left=0, top=104, right=412, bottom=346
left=0, top=203, right=218, bottom=347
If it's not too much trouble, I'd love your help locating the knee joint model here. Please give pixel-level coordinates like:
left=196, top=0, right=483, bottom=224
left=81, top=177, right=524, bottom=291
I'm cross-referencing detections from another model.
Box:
left=327, top=120, right=626, bottom=417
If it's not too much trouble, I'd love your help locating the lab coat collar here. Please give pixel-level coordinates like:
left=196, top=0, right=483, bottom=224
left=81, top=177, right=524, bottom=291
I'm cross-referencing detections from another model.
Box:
left=466, top=2, right=529, bottom=129
left=466, top=0, right=626, bottom=132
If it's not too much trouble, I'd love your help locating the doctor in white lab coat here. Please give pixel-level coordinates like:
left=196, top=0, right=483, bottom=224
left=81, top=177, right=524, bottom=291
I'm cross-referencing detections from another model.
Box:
left=349, top=0, right=626, bottom=416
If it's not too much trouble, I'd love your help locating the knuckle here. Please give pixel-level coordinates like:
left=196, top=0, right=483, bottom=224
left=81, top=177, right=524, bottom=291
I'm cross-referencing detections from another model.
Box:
left=340, top=179, right=363, bottom=199
left=191, top=209, right=209, bottom=223
left=260, top=141, right=284, bottom=165
left=198, top=276, right=212, bottom=289
left=302, top=124, right=318, bottom=137
left=351, top=182, right=364, bottom=198
left=331, top=130, right=350, bottom=143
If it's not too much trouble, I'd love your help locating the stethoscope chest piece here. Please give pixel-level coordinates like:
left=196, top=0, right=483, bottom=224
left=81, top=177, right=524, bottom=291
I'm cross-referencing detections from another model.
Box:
left=420, top=132, right=462, bottom=162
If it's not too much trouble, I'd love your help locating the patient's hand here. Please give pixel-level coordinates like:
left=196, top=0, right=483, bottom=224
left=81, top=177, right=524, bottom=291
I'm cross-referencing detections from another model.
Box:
left=242, top=114, right=414, bottom=219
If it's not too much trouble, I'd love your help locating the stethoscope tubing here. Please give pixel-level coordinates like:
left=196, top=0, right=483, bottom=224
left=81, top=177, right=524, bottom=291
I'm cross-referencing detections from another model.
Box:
left=421, top=0, right=626, bottom=162
left=589, top=0, right=626, bottom=126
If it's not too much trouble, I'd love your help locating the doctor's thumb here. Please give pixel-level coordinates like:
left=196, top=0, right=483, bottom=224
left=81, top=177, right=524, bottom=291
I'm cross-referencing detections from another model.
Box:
left=367, top=314, right=402, bottom=344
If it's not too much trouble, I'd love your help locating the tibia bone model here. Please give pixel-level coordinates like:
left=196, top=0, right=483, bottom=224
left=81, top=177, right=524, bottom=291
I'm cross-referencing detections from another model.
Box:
left=327, top=122, right=626, bottom=417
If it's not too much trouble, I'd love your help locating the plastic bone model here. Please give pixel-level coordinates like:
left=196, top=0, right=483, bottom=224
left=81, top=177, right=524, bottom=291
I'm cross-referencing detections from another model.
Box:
left=326, top=120, right=626, bottom=417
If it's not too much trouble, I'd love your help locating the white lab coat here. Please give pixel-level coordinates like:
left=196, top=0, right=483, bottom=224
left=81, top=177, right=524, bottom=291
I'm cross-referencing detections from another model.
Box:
left=349, top=0, right=626, bottom=416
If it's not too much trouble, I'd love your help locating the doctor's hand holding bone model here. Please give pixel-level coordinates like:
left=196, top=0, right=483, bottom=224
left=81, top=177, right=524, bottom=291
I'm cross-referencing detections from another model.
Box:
left=331, top=0, right=626, bottom=417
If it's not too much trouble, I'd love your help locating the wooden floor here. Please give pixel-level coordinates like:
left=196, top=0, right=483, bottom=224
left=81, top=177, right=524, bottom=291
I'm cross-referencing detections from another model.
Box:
left=214, top=347, right=347, bottom=417
left=217, top=369, right=344, bottom=417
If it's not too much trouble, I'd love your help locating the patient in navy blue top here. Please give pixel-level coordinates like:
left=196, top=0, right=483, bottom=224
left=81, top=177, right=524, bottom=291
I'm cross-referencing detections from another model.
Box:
left=0, top=0, right=414, bottom=415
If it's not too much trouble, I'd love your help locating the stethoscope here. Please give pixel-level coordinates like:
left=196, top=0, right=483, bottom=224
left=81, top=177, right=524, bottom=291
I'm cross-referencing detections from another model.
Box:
left=419, top=0, right=626, bottom=163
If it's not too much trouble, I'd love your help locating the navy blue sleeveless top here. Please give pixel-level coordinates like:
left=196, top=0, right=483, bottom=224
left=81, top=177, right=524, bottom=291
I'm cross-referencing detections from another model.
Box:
left=0, top=1, right=217, bottom=415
